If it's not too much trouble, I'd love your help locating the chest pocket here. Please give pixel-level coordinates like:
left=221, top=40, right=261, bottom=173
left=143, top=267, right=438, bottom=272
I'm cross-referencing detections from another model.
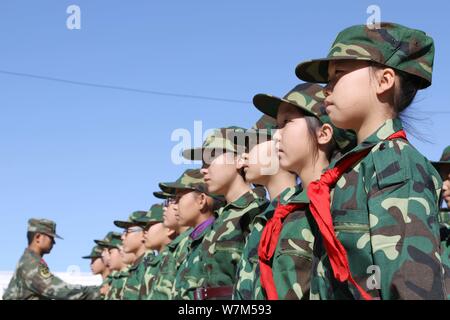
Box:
left=372, top=141, right=408, bottom=190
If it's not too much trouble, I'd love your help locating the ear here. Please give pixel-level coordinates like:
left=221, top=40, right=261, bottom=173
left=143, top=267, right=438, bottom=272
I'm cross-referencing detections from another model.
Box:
left=197, top=192, right=207, bottom=209
left=375, top=67, right=396, bottom=95
left=235, top=154, right=245, bottom=170
left=317, top=123, right=333, bottom=146
left=166, top=227, right=176, bottom=239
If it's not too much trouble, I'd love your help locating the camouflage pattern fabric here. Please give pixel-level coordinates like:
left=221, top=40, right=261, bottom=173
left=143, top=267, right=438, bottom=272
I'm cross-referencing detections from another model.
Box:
left=3, top=249, right=100, bottom=300
left=310, top=118, right=447, bottom=300
left=199, top=190, right=269, bottom=293
left=104, top=267, right=130, bottom=300
left=147, top=229, right=192, bottom=300
left=295, top=22, right=434, bottom=89
left=173, top=222, right=214, bottom=300
left=234, top=186, right=316, bottom=300
left=139, top=252, right=163, bottom=299
left=122, top=251, right=154, bottom=300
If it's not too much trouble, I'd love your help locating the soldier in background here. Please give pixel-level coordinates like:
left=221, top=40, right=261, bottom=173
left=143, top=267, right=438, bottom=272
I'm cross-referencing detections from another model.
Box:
left=3, top=218, right=100, bottom=300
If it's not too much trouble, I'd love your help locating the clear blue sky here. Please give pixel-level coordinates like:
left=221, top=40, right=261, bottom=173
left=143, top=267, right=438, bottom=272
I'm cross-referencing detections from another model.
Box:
left=1, top=0, right=449, bottom=271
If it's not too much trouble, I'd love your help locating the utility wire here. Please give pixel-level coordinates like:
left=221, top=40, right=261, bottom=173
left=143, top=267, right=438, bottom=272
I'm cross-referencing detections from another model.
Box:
left=0, top=69, right=250, bottom=105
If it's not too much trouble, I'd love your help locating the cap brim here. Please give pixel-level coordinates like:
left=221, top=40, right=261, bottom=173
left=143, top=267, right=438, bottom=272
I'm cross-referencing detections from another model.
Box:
left=182, top=148, right=204, bottom=161
left=153, top=191, right=171, bottom=199
left=113, top=220, right=134, bottom=229
left=253, top=94, right=316, bottom=119
left=431, top=161, right=450, bottom=180
left=160, top=182, right=194, bottom=193
left=295, top=56, right=373, bottom=83
left=45, top=233, right=63, bottom=240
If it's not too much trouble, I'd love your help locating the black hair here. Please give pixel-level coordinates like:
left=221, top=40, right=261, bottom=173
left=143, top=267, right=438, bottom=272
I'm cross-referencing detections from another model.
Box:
left=27, top=231, right=37, bottom=245
left=304, top=114, right=337, bottom=162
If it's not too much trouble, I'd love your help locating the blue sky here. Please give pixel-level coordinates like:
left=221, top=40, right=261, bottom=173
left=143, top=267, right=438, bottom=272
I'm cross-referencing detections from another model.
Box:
left=1, top=0, right=449, bottom=271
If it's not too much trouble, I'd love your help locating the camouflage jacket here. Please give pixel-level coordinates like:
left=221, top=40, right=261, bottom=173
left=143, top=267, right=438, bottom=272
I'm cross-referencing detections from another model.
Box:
left=122, top=251, right=153, bottom=300
left=147, top=229, right=192, bottom=300
left=3, top=249, right=100, bottom=300
left=310, top=118, right=446, bottom=300
left=234, top=186, right=315, bottom=300
left=172, top=219, right=215, bottom=300
left=104, top=267, right=130, bottom=300
left=139, top=251, right=163, bottom=299
left=200, top=190, right=269, bottom=292
left=439, top=207, right=450, bottom=299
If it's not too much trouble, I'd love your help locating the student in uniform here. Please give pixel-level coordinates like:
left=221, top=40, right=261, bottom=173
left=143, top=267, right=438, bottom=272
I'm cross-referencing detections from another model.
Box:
left=295, top=22, right=447, bottom=299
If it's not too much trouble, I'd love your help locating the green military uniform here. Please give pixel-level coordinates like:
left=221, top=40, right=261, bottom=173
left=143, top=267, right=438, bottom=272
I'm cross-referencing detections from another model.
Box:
left=81, top=244, right=109, bottom=299
left=113, top=210, right=157, bottom=300
left=149, top=230, right=192, bottom=299
left=173, top=217, right=215, bottom=300
left=137, top=204, right=166, bottom=299
left=92, top=231, right=122, bottom=299
left=106, top=267, right=130, bottom=300
left=147, top=169, right=221, bottom=299
left=295, top=23, right=447, bottom=299
left=183, top=128, right=269, bottom=299
left=234, top=85, right=356, bottom=300
left=93, top=231, right=129, bottom=300
left=432, top=146, right=450, bottom=298
left=3, top=219, right=100, bottom=300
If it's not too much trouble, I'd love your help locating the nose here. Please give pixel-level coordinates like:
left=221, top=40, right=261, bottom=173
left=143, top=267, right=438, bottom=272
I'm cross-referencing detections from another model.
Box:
left=273, top=129, right=281, bottom=143
left=323, top=82, right=333, bottom=97
left=200, top=167, right=208, bottom=175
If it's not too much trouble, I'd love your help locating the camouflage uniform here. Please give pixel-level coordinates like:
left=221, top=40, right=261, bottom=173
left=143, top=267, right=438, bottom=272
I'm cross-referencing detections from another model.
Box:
left=93, top=231, right=129, bottom=300
left=105, top=267, right=130, bottom=300
left=295, top=23, right=447, bottom=299
left=114, top=209, right=159, bottom=300
left=234, top=85, right=356, bottom=300
left=182, top=131, right=269, bottom=299
left=137, top=204, right=169, bottom=299
left=432, top=146, right=450, bottom=298
left=148, top=169, right=223, bottom=299
left=147, top=230, right=192, bottom=300
left=173, top=218, right=215, bottom=300
left=3, top=219, right=100, bottom=300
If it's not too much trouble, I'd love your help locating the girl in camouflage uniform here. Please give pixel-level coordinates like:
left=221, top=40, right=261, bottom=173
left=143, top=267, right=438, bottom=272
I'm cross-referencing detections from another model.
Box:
left=233, top=83, right=355, bottom=300
left=296, top=22, right=447, bottom=299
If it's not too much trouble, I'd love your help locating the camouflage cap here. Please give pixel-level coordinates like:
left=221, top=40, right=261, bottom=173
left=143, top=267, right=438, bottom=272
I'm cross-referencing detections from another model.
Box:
left=241, top=115, right=278, bottom=152
left=182, top=126, right=248, bottom=161
left=27, top=218, right=63, bottom=239
left=295, top=22, right=434, bottom=89
left=253, top=83, right=356, bottom=152
left=81, top=245, right=103, bottom=259
left=159, top=169, right=208, bottom=194
left=145, top=204, right=164, bottom=228
left=94, top=231, right=122, bottom=249
left=431, top=146, right=450, bottom=180
left=113, top=210, right=153, bottom=229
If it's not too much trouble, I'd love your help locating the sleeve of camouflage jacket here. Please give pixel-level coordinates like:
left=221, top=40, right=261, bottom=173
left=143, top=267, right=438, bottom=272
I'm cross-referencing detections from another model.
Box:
left=23, top=264, right=100, bottom=300
left=272, top=210, right=315, bottom=300
left=366, top=142, right=446, bottom=299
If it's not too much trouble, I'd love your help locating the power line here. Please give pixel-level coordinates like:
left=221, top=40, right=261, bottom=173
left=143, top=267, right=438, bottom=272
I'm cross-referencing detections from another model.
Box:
left=0, top=69, right=449, bottom=113
left=0, top=69, right=250, bottom=105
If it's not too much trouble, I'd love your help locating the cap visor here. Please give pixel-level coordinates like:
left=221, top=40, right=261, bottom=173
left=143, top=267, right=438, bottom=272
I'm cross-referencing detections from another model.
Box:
left=295, top=56, right=373, bottom=83
left=153, top=191, right=170, bottom=199
left=160, top=182, right=193, bottom=193
left=253, top=93, right=316, bottom=119
left=431, top=162, right=450, bottom=180
left=113, top=220, right=133, bottom=229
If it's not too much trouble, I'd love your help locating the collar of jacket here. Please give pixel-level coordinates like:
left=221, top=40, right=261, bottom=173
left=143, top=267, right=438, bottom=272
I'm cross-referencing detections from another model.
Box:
left=330, top=118, right=404, bottom=169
